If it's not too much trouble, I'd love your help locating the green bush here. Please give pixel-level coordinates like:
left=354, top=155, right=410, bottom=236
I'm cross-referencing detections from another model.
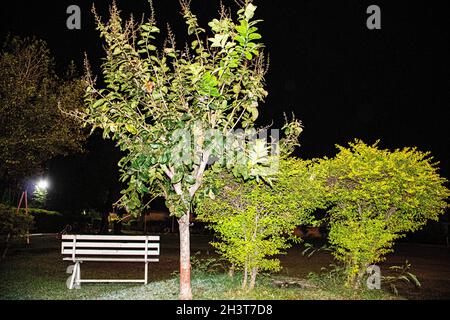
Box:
left=27, top=208, right=64, bottom=233
left=196, top=158, right=327, bottom=289
left=0, top=206, right=63, bottom=235
left=0, top=204, right=34, bottom=237
left=314, top=140, right=450, bottom=288
left=0, top=203, right=34, bottom=260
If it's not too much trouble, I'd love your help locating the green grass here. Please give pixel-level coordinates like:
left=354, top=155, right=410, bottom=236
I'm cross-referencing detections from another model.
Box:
left=0, top=251, right=396, bottom=300
left=65, top=272, right=396, bottom=300
left=0, top=250, right=141, bottom=300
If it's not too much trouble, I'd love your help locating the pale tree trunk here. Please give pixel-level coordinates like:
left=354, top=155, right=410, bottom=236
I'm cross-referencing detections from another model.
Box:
left=353, top=264, right=368, bottom=290
left=178, top=212, right=193, bottom=300
left=242, top=264, right=248, bottom=289
left=164, top=151, right=210, bottom=300
left=228, top=264, right=235, bottom=277
left=249, top=267, right=258, bottom=289
left=248, top=215, right=259, bottom=290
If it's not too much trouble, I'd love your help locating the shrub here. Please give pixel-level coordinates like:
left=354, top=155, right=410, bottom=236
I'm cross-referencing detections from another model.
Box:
left=0, top=204, right=34, bottom=237
left=196, top=158, right=327, bottom=289
left=0, top=203, right=34, bottom=260
left=315, top=140, right=450, bottom=288
left=27, top=208, right=64, bottom=233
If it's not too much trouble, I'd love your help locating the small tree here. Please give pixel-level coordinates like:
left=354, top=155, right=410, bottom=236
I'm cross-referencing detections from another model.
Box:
left=77, top=1, right=284, bottom=299
left=196, top=157, right=327, bottom=289
left=0, top=36, right=86, bottom=192
left=315, top=140, right=450, bottom=288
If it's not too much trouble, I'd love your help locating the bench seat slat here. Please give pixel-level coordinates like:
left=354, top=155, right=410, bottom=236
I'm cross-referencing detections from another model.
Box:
left=62, top=235, right=160, bottom=241
left=79, top=279, right=146, bottom=283
left=63, top=257, right=159, bottom=262
left=62, top=242, right=159, bottom=249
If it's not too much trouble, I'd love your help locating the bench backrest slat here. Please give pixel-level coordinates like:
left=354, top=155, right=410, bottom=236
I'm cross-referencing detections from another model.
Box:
left=61, top=242, right=159, bottom=249
left=61, top=235, right=160, bottom=260
left=62, top=249, right=159, bottom=256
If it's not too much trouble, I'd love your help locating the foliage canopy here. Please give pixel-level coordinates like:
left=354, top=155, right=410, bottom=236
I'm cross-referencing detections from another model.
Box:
left=314, top=140, right=450, bottom=287
left=79, top=1, right=277, bottom=219
left=0, top=36, right=86, bottom=186
left=197, top=157, right=328, bottom=289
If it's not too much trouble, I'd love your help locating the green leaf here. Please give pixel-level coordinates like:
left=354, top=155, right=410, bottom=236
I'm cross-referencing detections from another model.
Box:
left=249, top=33, right=262, bottom=40
left=248, top=104, right=259, bottom=121
left=171, top=172, right=183, bottom=184
left=125, top=124, right=138, bottom=135
left=235, top=23, right=247, bottom=36
left=92, top=99, right=106, bottom=109
left=112, top=46, right=121, bottom=55
left=244, top=4, right=257, bottom=21
left=209, top=34, right=228, bottom=48
left=184, top=175, right=196, bottom=185
left=181, top=113, right=192, bottom=121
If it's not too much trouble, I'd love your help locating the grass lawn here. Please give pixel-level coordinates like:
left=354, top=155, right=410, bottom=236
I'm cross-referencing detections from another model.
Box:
left=0, top=235, right=397, bottom=300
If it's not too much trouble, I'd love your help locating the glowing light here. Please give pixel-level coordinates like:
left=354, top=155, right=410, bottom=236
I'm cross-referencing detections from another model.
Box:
left=36, top=179, right=49, bottom=190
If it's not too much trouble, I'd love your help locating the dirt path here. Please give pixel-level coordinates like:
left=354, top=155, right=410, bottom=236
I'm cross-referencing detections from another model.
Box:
left=278, top=242, right=450, bottom=299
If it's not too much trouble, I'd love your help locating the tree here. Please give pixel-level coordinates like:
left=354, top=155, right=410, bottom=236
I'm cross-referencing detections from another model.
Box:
left=314, top=140, right=450, bottom=288
left=0, top=36, right=86, bottom=195
left=78, top=1, right=282, bottom=299
left=196, top=157, right=327, bottom=289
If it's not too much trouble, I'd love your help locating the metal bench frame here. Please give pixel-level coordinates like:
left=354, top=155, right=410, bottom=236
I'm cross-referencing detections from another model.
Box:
left=61, top=235, right=160, bottom=289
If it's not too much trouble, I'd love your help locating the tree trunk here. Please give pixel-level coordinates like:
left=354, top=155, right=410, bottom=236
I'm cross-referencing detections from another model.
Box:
left=242, top=265, right=248, bottom=289
left=178, top=212, right=193, bottom=300
left=228, top=264, right=235, bottom=277
left=353, top=264, right=368, bottom=289
left=249, top=267, right=258, bottom=289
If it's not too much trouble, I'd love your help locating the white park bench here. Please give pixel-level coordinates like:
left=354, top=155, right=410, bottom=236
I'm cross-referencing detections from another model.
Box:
left=61, top=234, right=160, bottom=289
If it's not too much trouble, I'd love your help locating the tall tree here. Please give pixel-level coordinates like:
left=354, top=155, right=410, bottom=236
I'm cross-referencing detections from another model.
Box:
left=78, top=1, right=285, bottom=299
left=0, top=36, right=86, bottom=195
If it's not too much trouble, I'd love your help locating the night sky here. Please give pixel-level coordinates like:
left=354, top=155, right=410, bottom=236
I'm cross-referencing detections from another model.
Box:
left=1, top=1, right=449, bottom=213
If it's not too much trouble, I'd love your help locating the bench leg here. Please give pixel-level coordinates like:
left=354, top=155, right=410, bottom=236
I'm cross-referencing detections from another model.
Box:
left=144, top=262, right=148, bottom=285
left=76, top=262, right=81, bottom=288
left=68, top=261, right=81, bottom=290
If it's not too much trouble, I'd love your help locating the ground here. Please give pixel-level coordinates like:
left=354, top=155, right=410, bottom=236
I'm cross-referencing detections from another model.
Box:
left=0, top=234, right=449, bottom=300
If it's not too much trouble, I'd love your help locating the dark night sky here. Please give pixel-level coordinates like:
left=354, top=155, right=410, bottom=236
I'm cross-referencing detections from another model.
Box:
left=1, top=1, right=449, bottom=212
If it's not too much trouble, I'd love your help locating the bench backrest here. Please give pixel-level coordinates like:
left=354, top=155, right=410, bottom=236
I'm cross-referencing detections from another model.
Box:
left=61, top=235, right=160, bottom=262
